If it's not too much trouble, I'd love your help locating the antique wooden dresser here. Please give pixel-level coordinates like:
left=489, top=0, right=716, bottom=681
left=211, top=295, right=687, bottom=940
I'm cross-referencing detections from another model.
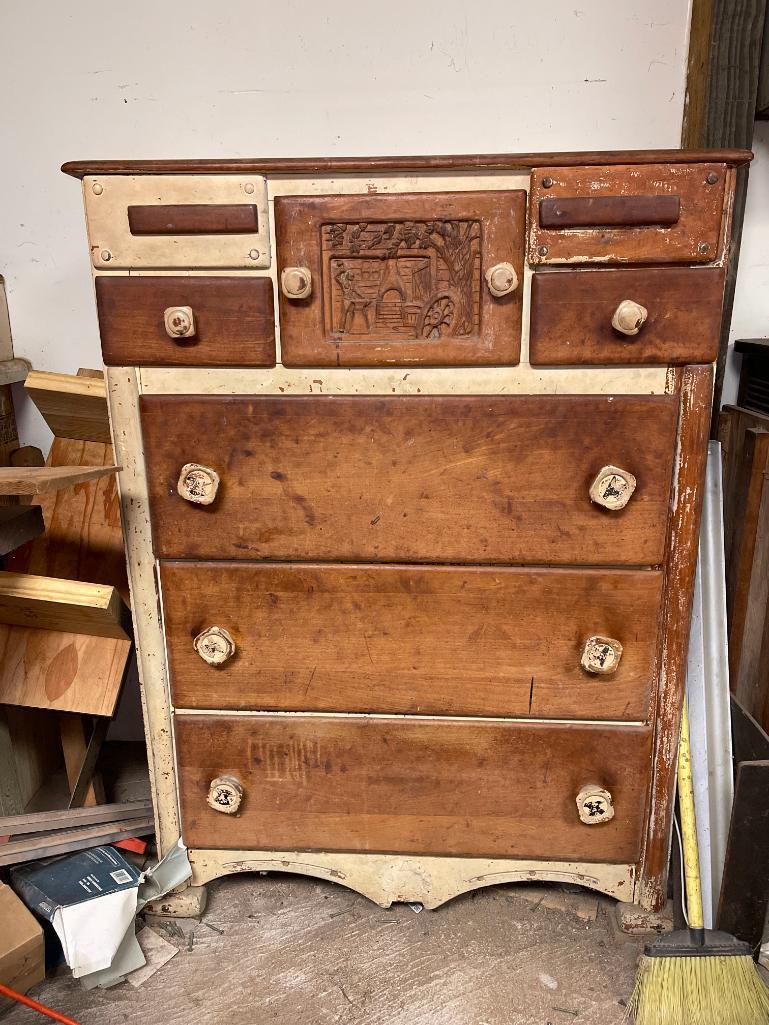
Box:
left=63, top=149, right=749, bottom=912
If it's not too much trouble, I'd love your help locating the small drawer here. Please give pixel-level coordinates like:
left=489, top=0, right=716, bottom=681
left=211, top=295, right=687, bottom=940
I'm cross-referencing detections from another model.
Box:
left=162, top=562, right=662, bottom=721
left=529, top=164, right=726, bottom=265
left=176, top=713, right=652, bottom=860
left=83, top=175, right=270, bottom=269
left=141, top=394, right=679, bottom=565
left=530, top=267, right=725, bottom=365
left=95, top=276, right=276, bottom=367
left=275, top=190, right=525, bottom=366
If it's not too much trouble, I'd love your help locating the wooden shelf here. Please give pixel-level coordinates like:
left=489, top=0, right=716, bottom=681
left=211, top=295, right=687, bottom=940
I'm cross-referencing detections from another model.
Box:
left=0, top=571, right=131, bottom=639
left=25, top=370, right=110, bottom=444
left=0, top=506, right=45, bottom=555
left=0, top=464, right=119, bottom=495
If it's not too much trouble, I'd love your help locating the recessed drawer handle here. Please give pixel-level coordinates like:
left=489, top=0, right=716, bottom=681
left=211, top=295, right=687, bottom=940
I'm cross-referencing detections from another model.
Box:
left=485, top=262, right=519, bottom=297
left=539, top=194, right=680, bottom=229
left=164, top=306, right=196, bottom=339
left=207, top=775, right=243, bottom=814
left=576, top=785, right=614, bottom=825
left=127, top=203, right=259, bottom=236
left=589, top=465, right=636, bottom=511
left=611, top=299, right=647, bottom=336
left=194, top=625, right=236, bottom=666
left=281, top=266, right=312, bottom=299
left=581, top=635, right=623, bottom=674
left=177, top=462, right=220, bottom=506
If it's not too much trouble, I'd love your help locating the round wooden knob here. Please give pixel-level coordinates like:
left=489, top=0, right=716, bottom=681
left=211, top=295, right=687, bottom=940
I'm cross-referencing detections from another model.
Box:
left=581, top=635, right=623, bottom=674
left=485, top=262, right=519, bottom=297
left=281, top=266, right=312, bottom=299
left=193, top=626, right=236, bottom=666
left=164, top=306, right=196, bottom=339
left=589, top=465, right=637, bottom=511
left=576, top=785, right=614, bottom=825
left=611, top=300, right=647, bottom=336
left=177, top=462, right=220, bottom=506
left=207, top=775, right=243, bottom=814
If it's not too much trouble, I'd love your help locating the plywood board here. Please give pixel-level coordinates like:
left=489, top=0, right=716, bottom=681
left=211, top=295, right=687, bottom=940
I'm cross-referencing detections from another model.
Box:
left=25, top=370, right=110, bottom=444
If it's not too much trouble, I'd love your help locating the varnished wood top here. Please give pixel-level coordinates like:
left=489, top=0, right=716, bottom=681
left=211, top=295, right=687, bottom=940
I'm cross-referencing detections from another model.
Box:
left=61, top=149, right=753, bottom=178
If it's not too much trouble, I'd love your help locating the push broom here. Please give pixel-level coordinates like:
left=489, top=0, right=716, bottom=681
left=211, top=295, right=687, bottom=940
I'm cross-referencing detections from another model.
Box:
left=627, top=699, right=769, bottom=1025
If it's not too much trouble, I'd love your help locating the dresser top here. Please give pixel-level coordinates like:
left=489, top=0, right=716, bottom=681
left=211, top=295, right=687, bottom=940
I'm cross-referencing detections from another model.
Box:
left=61, top=149, right=753, bottom=179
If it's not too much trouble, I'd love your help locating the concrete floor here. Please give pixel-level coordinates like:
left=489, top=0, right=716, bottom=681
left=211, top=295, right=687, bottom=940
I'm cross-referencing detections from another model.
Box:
left=5, top=873, right=645, bottom=1025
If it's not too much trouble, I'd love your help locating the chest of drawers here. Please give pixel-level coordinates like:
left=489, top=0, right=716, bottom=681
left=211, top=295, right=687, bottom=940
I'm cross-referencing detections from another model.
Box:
left=64, top=149, right=749, bottom=912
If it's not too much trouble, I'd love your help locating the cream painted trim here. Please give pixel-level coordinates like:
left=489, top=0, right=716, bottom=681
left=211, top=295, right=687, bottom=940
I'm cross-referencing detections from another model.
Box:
left=189, top=848, right=635, bottom=908
left=266, top=171, right=530, bottom=198
left=105, top=367, right=180, bottom=854
left=139, top=364, right=670, bottom=396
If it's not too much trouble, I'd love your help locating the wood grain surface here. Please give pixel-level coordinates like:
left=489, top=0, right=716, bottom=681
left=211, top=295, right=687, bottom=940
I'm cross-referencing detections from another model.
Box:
left=529, top=164, right=726, bottom=264
left=529, top=267, right=725, bottom=365
left=96, top=276, right=276, bottom=367
left=176, top=714, right=653, bottom=860
left=127, top=203, right=259, bottom=235
left=141, top=394, right=678, bottom=565
left=161, top=562, right=662, bottom=720
left=538, top=194, right=681, bottom=229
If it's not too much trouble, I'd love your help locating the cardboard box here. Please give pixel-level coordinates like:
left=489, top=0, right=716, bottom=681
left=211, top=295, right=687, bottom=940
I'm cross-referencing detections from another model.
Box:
left=0, top=882, right=44, bottom=1015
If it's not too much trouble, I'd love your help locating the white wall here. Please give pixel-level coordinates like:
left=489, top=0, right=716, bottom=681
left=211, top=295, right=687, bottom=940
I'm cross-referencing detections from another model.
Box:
left=0, top=0, right=693, bottom=450
left=721, top=121, right=769, bottom=406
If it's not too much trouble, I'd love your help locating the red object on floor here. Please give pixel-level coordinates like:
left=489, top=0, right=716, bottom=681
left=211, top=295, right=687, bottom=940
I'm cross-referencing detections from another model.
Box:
left=0, top=981, right=81, bottom=1025
left=112, top=837, right=148, bottom=854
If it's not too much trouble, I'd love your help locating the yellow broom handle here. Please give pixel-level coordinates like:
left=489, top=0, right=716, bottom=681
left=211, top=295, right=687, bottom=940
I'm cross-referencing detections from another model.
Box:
left=678, top=699, right=704, bottom=931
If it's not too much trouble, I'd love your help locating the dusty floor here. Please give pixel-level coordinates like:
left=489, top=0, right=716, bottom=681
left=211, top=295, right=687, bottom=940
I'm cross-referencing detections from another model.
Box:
left=6, top=874, right=644, bottom=1025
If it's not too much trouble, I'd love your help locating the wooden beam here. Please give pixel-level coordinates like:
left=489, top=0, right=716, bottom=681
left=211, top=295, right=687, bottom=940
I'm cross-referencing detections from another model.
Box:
left=0, top=800, right=152, bottom=837
left=0, top=507, right=45, bottom=556
left=682, top=0, right=715, bottom=148
left=0, top=816, right=155, bottom=866
left=0, top=571, right=131, bottom=639
left=25, top=370, right=110, bottom=444
left=0, top=464, right=119, bottom=495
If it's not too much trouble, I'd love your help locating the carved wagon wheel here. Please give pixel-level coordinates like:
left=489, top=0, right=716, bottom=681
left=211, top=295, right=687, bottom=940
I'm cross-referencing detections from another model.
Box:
left=417, top=290, right=461, bottom=339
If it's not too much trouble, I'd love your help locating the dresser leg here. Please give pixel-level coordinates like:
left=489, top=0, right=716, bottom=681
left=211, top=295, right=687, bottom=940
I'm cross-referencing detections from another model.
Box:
left=143, top=884, right=208, bottom=920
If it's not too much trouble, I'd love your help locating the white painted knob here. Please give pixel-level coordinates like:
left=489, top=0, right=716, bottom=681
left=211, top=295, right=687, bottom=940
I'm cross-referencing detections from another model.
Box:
left=207, top=775, right=243, bottom=814
left=281, top=266, right=312, bottom=299
left=581, top=636, right=623, bottom=675
left=164, top=306, right=196, bottom=338
left=193, top=626, right=236, bottom=666
left=177, top=463, right=220, bottom=506
left=589, top=465, right=637, bottom=511
left=485, top=262, right=519, bottom=297
left=576, top=785, right=615, bottom=825
left=611, top=300, right=647, bottom=336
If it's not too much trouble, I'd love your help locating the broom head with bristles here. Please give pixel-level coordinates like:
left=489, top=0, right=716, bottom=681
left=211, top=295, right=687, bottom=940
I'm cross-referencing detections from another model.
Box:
left=627, top=928, right=769, bottom=1025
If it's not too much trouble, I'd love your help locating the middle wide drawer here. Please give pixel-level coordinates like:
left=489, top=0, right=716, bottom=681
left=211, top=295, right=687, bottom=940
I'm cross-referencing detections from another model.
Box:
left=161, top=562, right=662, bottom=721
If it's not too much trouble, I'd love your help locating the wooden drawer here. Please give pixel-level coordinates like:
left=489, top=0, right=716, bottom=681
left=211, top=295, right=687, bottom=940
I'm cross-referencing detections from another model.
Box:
left=95, top=276, right=276, bottom=367
left=274, top=191, right=525, bottom=366
left=530, top=267, right=725, bottom=366
left=142, top=394, right=678, bottom=564
left=175, top=714, right=652, bottom=860
left=528, top=164, right=726, bottom=265
left=161, top=562, right=662, bottom=720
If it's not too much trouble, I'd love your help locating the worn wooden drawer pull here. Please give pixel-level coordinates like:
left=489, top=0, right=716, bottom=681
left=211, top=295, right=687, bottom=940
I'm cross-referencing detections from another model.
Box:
left=207, top=775, right=243, bottom=814
left=193, top=626, right=236, bottom=666
left=281, top=266, right=312, bottom=299
left=611, top=299, right=648, bottom=336
left=485, top=262, right=519, bottom=297
left=177, top=462, right=220, bottom=506
left=576, top=785, right=615, bottom=825
left=164, top=306, right=196, bottom=339
left=589, top=465, right=636, bottom=511
left=581, top=635, right=623, bottom=674
left=539, top=194, right=681, bottom=230
left=127, top=203, right=259, bottom=236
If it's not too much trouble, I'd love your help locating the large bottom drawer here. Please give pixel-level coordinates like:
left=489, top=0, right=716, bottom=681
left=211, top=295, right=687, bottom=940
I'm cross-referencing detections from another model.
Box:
left=176, top=714, right=652, bottom=862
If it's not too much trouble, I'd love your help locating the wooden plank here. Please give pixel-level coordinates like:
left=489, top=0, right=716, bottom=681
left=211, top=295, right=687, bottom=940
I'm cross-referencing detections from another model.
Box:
left=0, top=507, right=44, bottom=556
left=731, top=695, right=769, bottom=765
left=176, top=714, right=653, bottom=861
left=95, top=276, right=276, bottom=368
left=67, top=716, right=109, bottom=808
left=0, top=800, right=152, bottom=836
left=161, top=562, right=663, bottom=720
left=0, top=711, right=23, bottom=815
left=0, top=464, right=119, bottom=495
left=0, top=359, right=31, bottom=387
left=0, top=572, right=131, bottom=639
left=0, top=276, right=12, bottom=362
left=24, top=370, right=110, bottom=444
left=0, top=816, right=155, bottom=866
left=681, top=0, right=715, bottom=148
left=60, top=715, right=103, bottom=807
left=141, top=394, right=679, bottom=565
left=127, top=203, right=259, bottom=235
left=716, top=760, right=769, bottom=949
left=529, top=267, right=724, bottom=366
left=538, top=194, right=680, bottom=229
left=733, top=467, right=769, bottom=717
